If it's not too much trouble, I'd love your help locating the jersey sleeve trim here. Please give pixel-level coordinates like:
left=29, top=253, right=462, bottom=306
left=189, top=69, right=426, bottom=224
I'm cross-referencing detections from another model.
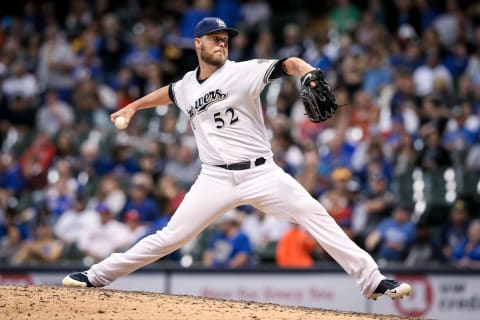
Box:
left=263, top=58, right=288, bottom=83
left=168, top=83, right=179, bottom=106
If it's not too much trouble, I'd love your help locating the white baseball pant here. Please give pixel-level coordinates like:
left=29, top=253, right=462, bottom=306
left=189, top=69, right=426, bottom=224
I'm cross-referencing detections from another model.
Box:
left=87, top=158, right=385, bottom=297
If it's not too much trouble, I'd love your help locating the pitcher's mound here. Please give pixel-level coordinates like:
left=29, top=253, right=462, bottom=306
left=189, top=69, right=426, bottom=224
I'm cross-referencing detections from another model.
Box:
left=0, top=285, right=418, bottom=320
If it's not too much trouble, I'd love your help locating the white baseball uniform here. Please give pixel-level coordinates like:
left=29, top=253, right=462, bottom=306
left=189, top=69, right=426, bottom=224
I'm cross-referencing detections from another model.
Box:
left=87, top=59, right=385, bottom=297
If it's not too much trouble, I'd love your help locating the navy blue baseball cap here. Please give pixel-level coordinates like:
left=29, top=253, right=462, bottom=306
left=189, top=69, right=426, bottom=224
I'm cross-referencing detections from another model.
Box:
left=194, top=17, right=238, bottom=38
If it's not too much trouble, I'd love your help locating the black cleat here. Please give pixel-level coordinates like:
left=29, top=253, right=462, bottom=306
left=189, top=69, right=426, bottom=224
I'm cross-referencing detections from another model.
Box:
left=62, top=271, right=95, bottom=288
left=369, top=279, right=411, bottom=300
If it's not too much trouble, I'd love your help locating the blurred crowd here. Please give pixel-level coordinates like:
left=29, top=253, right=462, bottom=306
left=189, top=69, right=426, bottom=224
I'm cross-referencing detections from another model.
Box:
left=1, top=0, right=480, bottom=270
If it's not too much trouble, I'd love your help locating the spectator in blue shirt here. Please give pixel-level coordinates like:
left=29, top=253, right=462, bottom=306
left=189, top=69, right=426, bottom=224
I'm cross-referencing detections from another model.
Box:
left=365, top=205, right=415, bottom=262
left=202, top=210, right=253, bottom=268
left=434, top=200, right=470, bottom=261
left=0, top=153, right=25, bottom=196
left=443, top=41, right=469, bottom=81
left=108, top=140, right=140, bottom=180
left=122, top=35, right=161, bottom=69
left=121, top=173, right=160, bottom=224
left=443, top=105, right=478, bottom=153
left=451, top=220, right=480, bottom=268
left=214, top=0, right=241, bottom=28
left=97, top=14, right=128, bottom=83
left=0, top=206, right=29, bottom=263
left=317, top=130, right=355, bottom=178
left=178, top=1, right=212, bottom=40
left=362, top=49, right=392, bottom=98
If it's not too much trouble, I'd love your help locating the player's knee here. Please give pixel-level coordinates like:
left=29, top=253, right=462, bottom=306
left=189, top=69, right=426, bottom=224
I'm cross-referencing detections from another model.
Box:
left=294, top=199, right=328, bottom=216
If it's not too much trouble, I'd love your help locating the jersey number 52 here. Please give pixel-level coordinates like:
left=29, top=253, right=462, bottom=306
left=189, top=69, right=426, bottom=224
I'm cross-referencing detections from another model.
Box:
left=213, top=107, right=239, bottom=129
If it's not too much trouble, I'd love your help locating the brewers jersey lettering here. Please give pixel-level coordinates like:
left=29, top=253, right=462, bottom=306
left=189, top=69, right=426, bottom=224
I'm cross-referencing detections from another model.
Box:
left=170, top=59, right=277, bottom=165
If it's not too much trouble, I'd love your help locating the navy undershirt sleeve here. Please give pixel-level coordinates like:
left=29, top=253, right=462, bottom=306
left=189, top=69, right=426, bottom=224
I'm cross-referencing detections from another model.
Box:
left=267, top=58, right=289, bottom=80
left=168, top=83, right=175, bottom=102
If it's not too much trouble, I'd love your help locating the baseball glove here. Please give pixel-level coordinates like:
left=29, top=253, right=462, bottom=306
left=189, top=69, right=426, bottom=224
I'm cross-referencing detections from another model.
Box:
left=300, top=69, right=339, bottom=122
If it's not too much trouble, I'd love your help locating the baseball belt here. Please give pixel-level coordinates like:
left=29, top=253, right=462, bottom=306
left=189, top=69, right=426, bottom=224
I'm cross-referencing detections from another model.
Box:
left=215, top=157, right=266, bottom=170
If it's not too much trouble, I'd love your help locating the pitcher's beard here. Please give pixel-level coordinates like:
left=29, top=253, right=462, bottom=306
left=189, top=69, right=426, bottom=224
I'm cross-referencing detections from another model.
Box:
left=200, top=46, right=226, bottom=67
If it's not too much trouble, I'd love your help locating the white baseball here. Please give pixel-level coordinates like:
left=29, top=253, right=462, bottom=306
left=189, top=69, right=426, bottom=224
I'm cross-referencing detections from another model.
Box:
left=115, top=116, right=128, bottom=129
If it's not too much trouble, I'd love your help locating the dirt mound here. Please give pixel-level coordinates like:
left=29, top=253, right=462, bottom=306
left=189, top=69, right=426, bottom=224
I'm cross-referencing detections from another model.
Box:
left=0, top=285, right=419, bottom=320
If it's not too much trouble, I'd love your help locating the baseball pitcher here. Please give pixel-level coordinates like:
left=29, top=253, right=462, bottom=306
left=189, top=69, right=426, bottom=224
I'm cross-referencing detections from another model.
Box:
left=63, top=17, right=411, bottom=301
